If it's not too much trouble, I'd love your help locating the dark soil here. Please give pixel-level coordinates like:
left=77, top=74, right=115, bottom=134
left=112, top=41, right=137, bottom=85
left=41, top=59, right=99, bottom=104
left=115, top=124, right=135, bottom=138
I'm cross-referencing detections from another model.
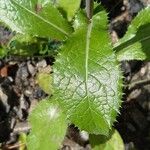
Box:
left=0, top=0, right=150, bottom=150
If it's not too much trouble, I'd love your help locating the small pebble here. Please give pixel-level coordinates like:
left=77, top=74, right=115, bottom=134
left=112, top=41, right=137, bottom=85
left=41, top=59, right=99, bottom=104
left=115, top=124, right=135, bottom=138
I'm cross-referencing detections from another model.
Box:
left=17, top=64, right=29, bottom=79
left=140, top=67, right=146, bottom=76
left=27, top=62, right=36, bottom=76
left=7, top=76, right=13, bottom=82
left=38, top=65, right=52, bottom=73
left=129, top=0, right=144, bottom=14
left=24, top=90, right=32, bottom=96
left=0, top=87, right=10, bottom=113
left=37, top=60, right=47, bottom=68
left=125, top=142, right=135, bottom=150
left=80, top=131, right=89, bottom=141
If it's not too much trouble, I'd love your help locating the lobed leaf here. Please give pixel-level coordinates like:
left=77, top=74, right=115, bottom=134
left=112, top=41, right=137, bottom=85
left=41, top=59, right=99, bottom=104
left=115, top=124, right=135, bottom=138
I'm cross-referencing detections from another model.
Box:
left=0, top=0, right=73, bottom=40
left=53, top=10, right=122, bottom=135
left=27, top=99, right=67, bottom=150
left=114, top=7, right=150, bottom=61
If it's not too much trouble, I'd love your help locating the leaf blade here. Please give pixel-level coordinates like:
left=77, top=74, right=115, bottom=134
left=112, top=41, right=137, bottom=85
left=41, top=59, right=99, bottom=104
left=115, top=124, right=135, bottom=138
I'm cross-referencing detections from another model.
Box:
left=57, top=0, right=81, bottom=21
left=114, top=7, right=150, bottom=61
left=53, top=10, right=122, bottom=135
left=0, top=47, right=7, bottom=58
left=36, top=72, right=53, bottom=95
left=0, top=0, right=73, bottom=40
left=27, top=99, right=67, bottom=150
left=90, top=129, right=124, bottom=150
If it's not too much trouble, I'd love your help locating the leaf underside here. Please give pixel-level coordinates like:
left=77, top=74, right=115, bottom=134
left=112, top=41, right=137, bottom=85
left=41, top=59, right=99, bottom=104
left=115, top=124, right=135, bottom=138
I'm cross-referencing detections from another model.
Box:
left=115, top=7, right=150, bottom=61
left=27, top=100, right=67, bottom=150
left=0, top=0, right=72, bottom=40
left=53, top=11, right=122, bottom=135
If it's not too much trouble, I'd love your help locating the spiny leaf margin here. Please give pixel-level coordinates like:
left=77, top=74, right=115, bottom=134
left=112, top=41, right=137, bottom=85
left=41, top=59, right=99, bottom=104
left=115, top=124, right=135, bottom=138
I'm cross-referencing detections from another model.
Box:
left=52, top=10, right=122, bottom=135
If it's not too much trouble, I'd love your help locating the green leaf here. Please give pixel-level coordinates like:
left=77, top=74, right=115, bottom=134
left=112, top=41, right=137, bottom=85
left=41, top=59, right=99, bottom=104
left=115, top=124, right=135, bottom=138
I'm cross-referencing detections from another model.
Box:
left=53, top=10, right=122, bottom=135
left=8, top=34, right=40, bottom=56
left=0, top=0, right=73, bottom=40
left=114, top=7, right=150, bottom=61
left=90, top=129, right=124, bottom=150
left=57, top=0, right=81, bottom=21
left=0, top=47, right=7, bottom=58
left=18, top=133, right=27, bottom=150
left=73, top=10, right=87, bottom=30
left=36, top=72, right=53, bottom=95
left=8, top=34, right=62, bottom=56
left=27, top=99, right=67, bottom=150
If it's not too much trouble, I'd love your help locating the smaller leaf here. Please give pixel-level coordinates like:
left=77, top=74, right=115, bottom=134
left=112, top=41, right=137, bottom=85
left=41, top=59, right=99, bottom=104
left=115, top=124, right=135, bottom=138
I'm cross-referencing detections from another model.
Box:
left=8, top=34, right=60, bottom=56
left=8, top=34, right=40, bottom=56
left=18, top=133, right=27, bottom=150
left=36, top=72, right=53, bottom=95
left=27, top=99, right=67, bottom=150
left=114, top=7, right=150, bottom=61
left=73, top=10, right=87, bottom=30
left=93, top=2, right=105, bottom=15
left=57, top=0, right=81, bottom=21
left=116, top=42, right=146, bottom=61
left=90, top=129, right=124, bottom=150
left=0, top=47, right=7, bottom=58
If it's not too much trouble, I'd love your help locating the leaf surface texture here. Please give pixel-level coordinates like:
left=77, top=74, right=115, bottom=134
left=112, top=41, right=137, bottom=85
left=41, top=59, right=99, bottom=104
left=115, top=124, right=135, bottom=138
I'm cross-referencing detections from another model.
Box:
left=53, top=11, right=122, bottom=135
left=0, top=0, right=72, bottom=39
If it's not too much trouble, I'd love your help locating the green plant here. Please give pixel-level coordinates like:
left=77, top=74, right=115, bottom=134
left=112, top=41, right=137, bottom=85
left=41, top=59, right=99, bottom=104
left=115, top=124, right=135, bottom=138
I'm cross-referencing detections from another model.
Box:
left=0, top=0, right=150, bottom=149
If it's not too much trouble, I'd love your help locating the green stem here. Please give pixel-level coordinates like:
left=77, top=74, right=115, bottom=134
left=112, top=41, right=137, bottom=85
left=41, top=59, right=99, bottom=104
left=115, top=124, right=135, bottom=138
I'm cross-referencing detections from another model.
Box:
left=86, top=0, right=94, bottom=20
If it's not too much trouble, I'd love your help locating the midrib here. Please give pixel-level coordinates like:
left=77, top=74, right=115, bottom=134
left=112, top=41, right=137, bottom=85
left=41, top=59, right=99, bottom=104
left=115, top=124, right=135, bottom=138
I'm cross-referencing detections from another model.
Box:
left=85, top=21, right=93, bottom=95
left=11, top=0, right=69, bottom=36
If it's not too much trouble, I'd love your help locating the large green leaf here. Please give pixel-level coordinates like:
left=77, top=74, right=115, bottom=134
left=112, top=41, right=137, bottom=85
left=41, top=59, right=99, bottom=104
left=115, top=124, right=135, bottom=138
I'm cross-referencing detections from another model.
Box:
left=90, top=129, right=124, bottom=150
left=57, top=0, right=81, bottom=21
left=53, top=11, right=122, bottom=135
left=27, top=99, right=67, bottom=150
left=0, top=0, right=73, bottom=40
left=114, top=7, right=150, bottom=61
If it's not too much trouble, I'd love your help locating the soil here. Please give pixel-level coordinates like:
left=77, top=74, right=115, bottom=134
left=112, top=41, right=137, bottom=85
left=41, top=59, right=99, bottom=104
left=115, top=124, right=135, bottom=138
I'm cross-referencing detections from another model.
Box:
left=0, top=0, right=150, bottom=150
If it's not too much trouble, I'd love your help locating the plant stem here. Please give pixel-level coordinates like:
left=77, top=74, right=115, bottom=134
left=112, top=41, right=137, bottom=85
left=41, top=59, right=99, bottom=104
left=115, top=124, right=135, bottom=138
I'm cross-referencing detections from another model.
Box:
left=86, top=0, right=94, bottom=20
